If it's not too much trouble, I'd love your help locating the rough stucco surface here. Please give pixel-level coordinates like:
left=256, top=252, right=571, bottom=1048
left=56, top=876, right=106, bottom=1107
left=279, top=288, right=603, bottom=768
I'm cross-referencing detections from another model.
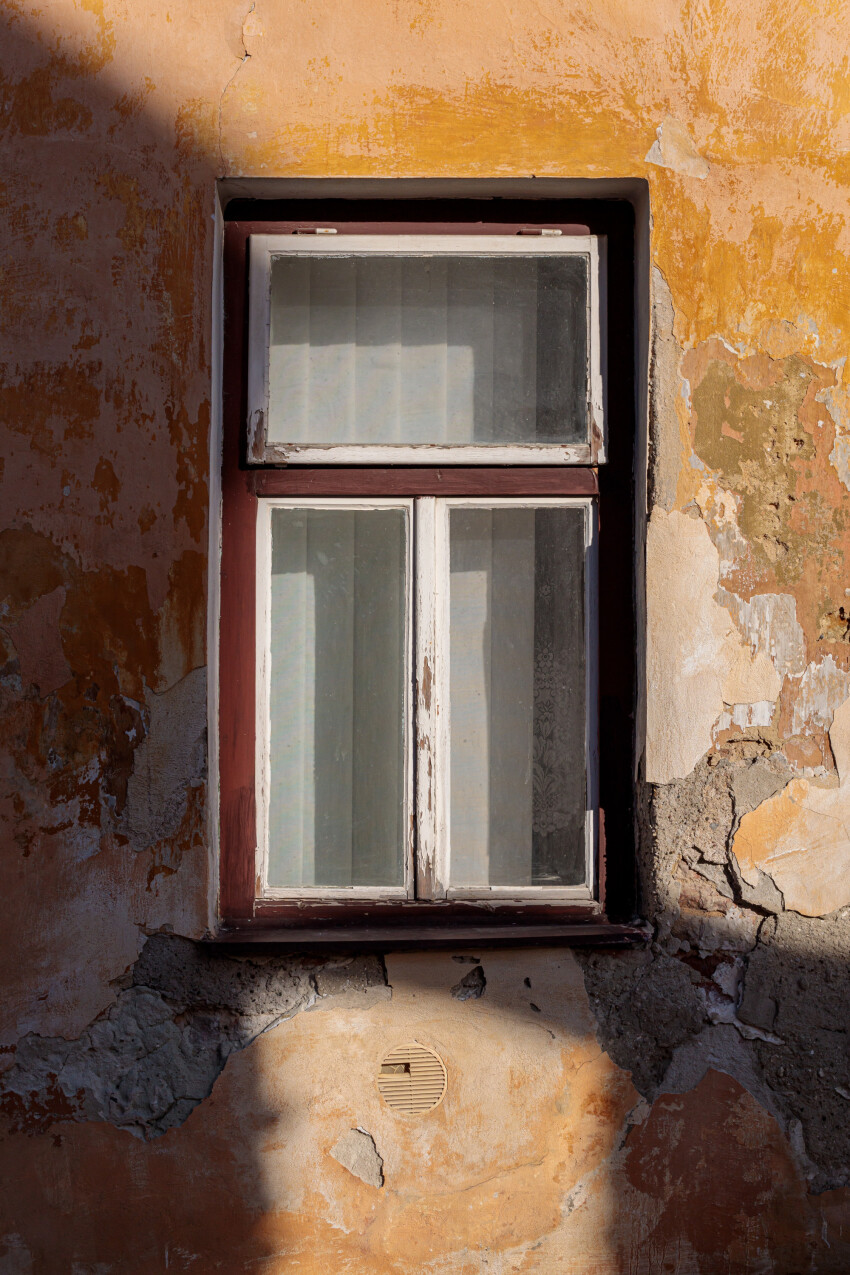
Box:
left=3, top=0, right=850, bottom=1268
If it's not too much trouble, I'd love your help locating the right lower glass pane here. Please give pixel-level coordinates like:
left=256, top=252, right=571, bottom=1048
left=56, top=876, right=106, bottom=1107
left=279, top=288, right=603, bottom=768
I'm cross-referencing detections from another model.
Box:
left=449, top=504, right=588, bottom=888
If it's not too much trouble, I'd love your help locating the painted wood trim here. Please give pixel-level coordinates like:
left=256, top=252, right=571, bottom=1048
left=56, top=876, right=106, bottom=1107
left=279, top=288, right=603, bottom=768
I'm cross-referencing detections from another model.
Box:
left=208, top=921, right=647, bottom=950
left=254, top=468, right=599, bottom=497
left=259, top=443, right=595, bottom=465
left=414, top=498, right=442, bottom=899
left=250, top=233, right=600, bottom=254
left=219, top=223, right=258, bottom=919
left=251, top=899, right=604, bottom=922
left=585, top=502, right=600, bottom=896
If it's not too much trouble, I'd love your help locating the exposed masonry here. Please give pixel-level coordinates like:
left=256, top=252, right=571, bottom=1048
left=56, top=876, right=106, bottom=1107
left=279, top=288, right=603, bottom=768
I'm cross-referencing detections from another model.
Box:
left=3, top=757, right=848, bottom=1196
left=0, top=937, right=389, bottom=1140
left=450, top=965, right=486, bottom=1000
left=577, top=749, right=850, bottom=1194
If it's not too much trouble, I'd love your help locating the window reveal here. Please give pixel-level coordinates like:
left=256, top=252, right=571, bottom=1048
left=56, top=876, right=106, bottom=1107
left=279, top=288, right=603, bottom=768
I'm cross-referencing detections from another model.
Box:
left=218, top=198, right=638, bottom=941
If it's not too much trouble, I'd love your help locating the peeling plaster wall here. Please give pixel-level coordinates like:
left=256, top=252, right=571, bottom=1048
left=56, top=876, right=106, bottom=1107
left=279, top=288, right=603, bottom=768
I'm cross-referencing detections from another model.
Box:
left=3, top=0, right=850, bottom=1270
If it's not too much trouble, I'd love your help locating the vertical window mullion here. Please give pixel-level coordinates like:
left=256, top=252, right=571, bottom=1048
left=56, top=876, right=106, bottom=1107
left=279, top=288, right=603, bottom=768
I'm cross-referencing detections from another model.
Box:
left=414, top=497, right=448, bottom=899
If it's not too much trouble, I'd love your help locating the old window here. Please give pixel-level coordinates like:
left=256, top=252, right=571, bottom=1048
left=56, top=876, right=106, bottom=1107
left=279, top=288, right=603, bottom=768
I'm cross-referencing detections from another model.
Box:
left=219, top=199, right=637, bottom=944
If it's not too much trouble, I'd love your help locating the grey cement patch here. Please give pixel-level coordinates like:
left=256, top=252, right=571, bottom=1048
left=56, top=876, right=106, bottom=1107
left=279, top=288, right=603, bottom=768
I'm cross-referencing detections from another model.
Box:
left=121, top=667, right=207, bottom=851
left=645, top=752, right=793, bottom=897
left=576, top=948, right=705, bottom=1093
left=660, top=1024, right=780, bottom=1120
left=0, top=935, right=387, bottom=1140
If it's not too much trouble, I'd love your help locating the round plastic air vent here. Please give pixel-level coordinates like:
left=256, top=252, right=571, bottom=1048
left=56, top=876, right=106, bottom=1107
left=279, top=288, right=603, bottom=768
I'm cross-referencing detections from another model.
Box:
left=377, top=1042, right=447, bottom=1115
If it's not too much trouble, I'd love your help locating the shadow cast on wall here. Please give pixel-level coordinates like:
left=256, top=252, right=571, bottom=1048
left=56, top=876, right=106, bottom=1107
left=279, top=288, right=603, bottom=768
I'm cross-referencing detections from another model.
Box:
left=1, top=5, right=850, bottom=1273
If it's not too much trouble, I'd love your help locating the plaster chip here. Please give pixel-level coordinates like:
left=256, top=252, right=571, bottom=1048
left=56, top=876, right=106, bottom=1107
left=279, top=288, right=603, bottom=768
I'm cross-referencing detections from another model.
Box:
left=329, top=1129, right=384, bottom=1188
left=450, top=965, right=486, bottom=1000
left=733, top=696, right=850, bottom=916
left=2, top=586, right=71, bottom=696
left=718, top=590, right=807, bottom=680
left=646, top=510, right=781, bottom=783
left=823, top=381, right=850, bottom=491
left=645, top=116, right=710, bottom=179
left=791, top=655, right=850, bottom=737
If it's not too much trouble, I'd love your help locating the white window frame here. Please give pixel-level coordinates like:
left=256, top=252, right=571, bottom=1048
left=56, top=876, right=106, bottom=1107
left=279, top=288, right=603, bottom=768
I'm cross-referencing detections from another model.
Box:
left=246, top=234, right=607, bottom=467
left=256, top=495, right=597, bottom=904
left=256, top=497, right=416, bottom=901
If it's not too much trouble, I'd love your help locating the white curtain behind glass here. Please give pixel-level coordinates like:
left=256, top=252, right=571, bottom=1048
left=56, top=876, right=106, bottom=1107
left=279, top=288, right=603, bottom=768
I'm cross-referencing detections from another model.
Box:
left=267, top=508, right=406, bottom=889
left=449, top=505, right=588, bottom=889
left=450, top=508, right=536, bottom=885
left=267, top=255, right=588, bottom=446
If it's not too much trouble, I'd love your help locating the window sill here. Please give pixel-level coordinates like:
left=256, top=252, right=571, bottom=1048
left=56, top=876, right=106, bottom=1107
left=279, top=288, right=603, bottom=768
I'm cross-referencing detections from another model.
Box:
left=207, top=916, right=648, bottom=952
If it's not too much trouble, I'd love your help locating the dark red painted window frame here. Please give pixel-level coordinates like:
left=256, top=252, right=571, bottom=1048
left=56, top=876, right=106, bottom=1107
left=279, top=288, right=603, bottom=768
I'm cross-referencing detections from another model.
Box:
left=218, top=199, right=640, bottom=948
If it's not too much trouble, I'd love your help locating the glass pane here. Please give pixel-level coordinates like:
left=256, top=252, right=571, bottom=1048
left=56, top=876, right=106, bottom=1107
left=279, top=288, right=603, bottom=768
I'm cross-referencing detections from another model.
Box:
left=267, top=507, right=407, bottom=888
left=449, top=506, right=587, bottom=888
left=267, top=254, right=589, bottom=447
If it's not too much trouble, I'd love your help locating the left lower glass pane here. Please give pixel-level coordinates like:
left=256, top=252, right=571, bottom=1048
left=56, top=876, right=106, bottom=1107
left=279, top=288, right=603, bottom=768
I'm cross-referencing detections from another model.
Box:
left=266, top=506, right=408, bottom=889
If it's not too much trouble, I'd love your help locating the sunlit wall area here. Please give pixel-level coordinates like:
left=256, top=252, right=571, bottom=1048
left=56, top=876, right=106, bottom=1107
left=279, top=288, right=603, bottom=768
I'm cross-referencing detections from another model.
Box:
left=2, top=0, right=850, bottom=1269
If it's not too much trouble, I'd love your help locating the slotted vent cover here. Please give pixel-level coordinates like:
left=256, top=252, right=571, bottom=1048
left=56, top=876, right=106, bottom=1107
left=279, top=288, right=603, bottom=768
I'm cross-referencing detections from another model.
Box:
left=377, top=1042, right=447, bottom=1116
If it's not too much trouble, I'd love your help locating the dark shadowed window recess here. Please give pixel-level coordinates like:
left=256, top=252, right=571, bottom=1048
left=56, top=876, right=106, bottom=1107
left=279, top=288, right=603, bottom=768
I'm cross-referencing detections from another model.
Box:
left=217, top=196, right=639, bottom=947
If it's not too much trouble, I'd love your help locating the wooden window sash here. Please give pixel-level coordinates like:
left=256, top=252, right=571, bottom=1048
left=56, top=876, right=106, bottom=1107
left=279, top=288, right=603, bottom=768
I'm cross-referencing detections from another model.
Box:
left=246, top=233, right=606, bottom=467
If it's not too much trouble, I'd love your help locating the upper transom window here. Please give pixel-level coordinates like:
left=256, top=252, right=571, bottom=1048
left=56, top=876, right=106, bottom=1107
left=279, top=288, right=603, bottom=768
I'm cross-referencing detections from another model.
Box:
left=247, top=235, right=605, bottom=465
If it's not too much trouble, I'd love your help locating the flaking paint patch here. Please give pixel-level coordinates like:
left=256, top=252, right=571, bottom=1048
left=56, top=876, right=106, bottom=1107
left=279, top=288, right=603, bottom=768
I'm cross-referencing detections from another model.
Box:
left=646, top=509, right=780, bottom=783
left=734, top=696, right=850, bottom=916
left=791, top=654, right=850, bottom=738
left=645, top=116, right=710, bottom=179
left=718, top=588, right=807, bottom=680
left=1, top=586, right=71, bottom=696
left=121, top=666, right=206, bottom=852
left=689, top=350, right=819, bottom=579
left=684, top=343, right=850, bottom=688
left=648, top=265, right=687, bottom=513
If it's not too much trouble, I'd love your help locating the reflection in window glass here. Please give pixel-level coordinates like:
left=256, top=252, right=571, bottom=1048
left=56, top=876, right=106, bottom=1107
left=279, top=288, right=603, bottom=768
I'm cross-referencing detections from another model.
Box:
left=267, top=254, right=589, bottom=446
left=267, top=507, right=407, bottom=888
left=449, top=506, right=587, bottom=887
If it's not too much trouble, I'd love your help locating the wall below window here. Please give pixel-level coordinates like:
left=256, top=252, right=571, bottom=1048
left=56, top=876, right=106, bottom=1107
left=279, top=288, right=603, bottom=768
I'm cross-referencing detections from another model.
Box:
left=2, top=0, right=850, bottom=1269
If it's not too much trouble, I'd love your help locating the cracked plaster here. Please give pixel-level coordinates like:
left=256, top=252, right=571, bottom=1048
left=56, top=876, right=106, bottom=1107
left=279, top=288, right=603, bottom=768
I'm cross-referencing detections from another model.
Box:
left=645, top=116, right=711, bottom=180
left=5, top=0, right=850, bottom=1266
left=734, top=695, right=850, bottom=916
left=0, top=936, right=389, bottom=1139
left=646, top=508, right=781, bottom=783
left=330, top=1128, right=385, bottom=1188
